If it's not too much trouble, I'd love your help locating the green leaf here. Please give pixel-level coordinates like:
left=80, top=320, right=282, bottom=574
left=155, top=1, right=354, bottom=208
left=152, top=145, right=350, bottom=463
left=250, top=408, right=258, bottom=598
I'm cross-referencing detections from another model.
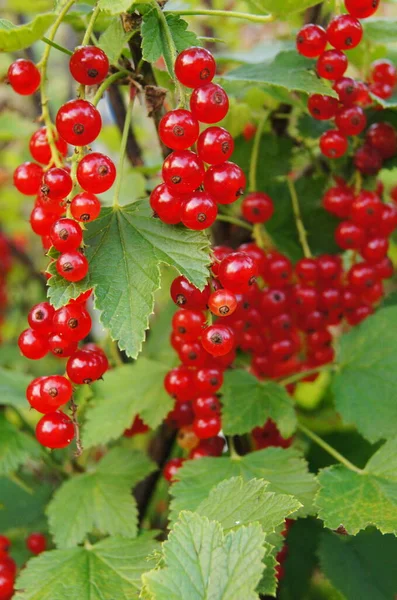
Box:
left=14, top=533, right=159, bottom=600
left=98, top=17, right=134, bottom=64
left=98, top=0, right=134, bottom=14
left=0, top=416, right=40, bottom=476
left=318, top=529, right=397, bottom=600
left=363, top=18, right=397, bottom=43
left=0, top=14, right=56, bottom=52
left=220, top=51, right=338, bottom=98
left=46, top=447, right=156, bottom=548
left=333, top=306, right=397, bottom=443
left=47, top=201, right=210, bottom=358
left=142, top=511, right=266, bottom=600
left=82, top=359, right=173, bottom=448
left=245, top=0, right=322, bottom=16
left=196, top=477, right=301, bottom=534
left=0, top=367, right=32, bottom=409
left=232, top=133, right=294, bottom=186
left=256, top=543, right=278, bottom=597
left=0, top=476, right=53, bottom=532
left=222, top=370, right=297, bottom=438
left=0, top=111, right=36, bottom=142
left=170, top=447, right=318, bottom=521
left=316, top=437, right=397, bottom=535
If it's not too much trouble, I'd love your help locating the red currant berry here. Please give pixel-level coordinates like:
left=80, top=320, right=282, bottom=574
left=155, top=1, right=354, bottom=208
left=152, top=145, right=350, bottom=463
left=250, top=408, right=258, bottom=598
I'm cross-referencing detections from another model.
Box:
left=29, top=127, right=68, bottom=164
left=201, top=324, right=235, bottom=357
left=36, top=411, right=74, bottom=449
left=181, top=191, right=217, bottom=230
left=50, top=218, right=83, bottom=252
left=159, top=109, right=199, bottom=150
left=164, top=366, right=194, bottom=401
left=0, top=538, right=10, bottom=554
left=241, top=192, right=274, bottom=224
left=345, top=0, right=380, bottom=18
left=361, top=237, right=388, bottom=263
left=194, top=367, right=223, bottom=395
left=41, top=167, right=73, bottom=201
left=346, top=304, right=373, bottom=325
left=374, top=256, right=394, bottom=279
left=319, top=130, right=348, bottom=158
left=261, top=288, right=289, bottom=317
left=77, top=152, right=116, bottom=193
left=366, top=122, right=397, bottom=160
left=204, top=161, right=246, bottom=204
left=351, top=191, right=382, bottom=227
left=190, top=83, right=229, bottom=124
left=369, top=81, right=393, bottom=100
left=335, top=221, right=366, bottom=249
left=149, top=183, right=183, bottom=224
left=69, top=45, right=109, bottom=85
left=70, top=192, right=101, bottom=222
left=67, top=349, right=104, bottom=384
left=317, top=254, right=342, bottom=282
left=178, top=340, right=208, bottom=368
left=14, top=162, right=43, bottom=195
left=348, top=263, right=379, bottom=291
left=124, top=415, right=149, bottom=437
left=163, top=457, right=184, bottom=482
left=292, top=284, right=318, bottom=313
left=53, top=304, right=92, bottom=341
left=354, top=145, right=383, bottom=175
left=264, top=254, right=293, bottom=286
left=322, top=185, right=354, bottom=218
left=18, top=328, right=48, bottom=360
left=56, top=251, right=88, bottom=282
left=26, top=376, right=55, bottom=413
left=211, top=245, right=233, bottom=277
left=243, top=122, right=257, bottom=141
left=193, top=395, right=221, bottom=418
left=356, top=81, right=372, bottom=106
left=370, top=59, right=397, bottom=87
left=0, top=556, right=16, bottom=580
left=193, top=415, right=221, bottom=439
left=332, top=77, right=359, bottom=106
left=41, top=375, right=73, bottom=410
left=170, top=275, right=210, bottom=310
left=197, top=126, right=234, bottom=164
left=48, top=332, right=78, bottom=357
left=36, top=192, right=66, bottom=216
left=7, top=59, right=40, bottom=95
left=307, top=94, right=339, bottom=120
left=218, top=252, right=258, bottom=293
left=208, top=289, right=237, bottom=317
left=28, top=301, right=55, bottom=334
left=238, top=243, right=266, bottom=274
left=335, top=106, right=366, bottom=136
left=175, top=47, right=216, bottom=88
left=56, top=99, right=102, bottom=146
left=0, top=573, right=14, bottom=600
left=162, top=150, right=204, bottom=194
left=327, top=15, right=363, bottom=50
left=378, top=204, right=397, bottom=237
left=295, top=258, right=318, bottom=283
left=30, top=206, right=57, bottom=236
left=317, top=50, right=348, bottom=80
left=172, top=308, right=205, bottom=341
left=296, top=24, right=327, bottom=58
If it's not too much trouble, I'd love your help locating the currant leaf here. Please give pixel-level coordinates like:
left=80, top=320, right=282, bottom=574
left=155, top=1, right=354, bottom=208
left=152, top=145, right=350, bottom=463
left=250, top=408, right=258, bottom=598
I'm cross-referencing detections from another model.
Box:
left=0, top=13, right=55, bottom=52
left=97, top=17, right=135, bottom=64
left=0, top=415, right=41, bottom=476
left=245, top=0, right=323, bottom=16
left=0, top=367, right=32, bottom=409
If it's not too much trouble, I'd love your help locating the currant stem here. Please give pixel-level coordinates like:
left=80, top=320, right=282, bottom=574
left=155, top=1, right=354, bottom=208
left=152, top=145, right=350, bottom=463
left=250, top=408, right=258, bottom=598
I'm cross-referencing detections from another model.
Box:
left=113, top=96, right=135, bottom=208
left=216, top=214, right=253, bottom=231
left=297, top=422, right=363, bottom=473
left=82, top=2, right=102, bottom=46
left=287, top=175, right=312, bottom=259
left=69, top=396, right=83, bottom=457
left=92, top=70, right=131, bottom=106
left=165, top=9, right=274, bottom=24
left=278, top=364, right=331, bottom=387
left=248, top=111, right=269, bottom=193
left=42, top=37, right=73, bottom=56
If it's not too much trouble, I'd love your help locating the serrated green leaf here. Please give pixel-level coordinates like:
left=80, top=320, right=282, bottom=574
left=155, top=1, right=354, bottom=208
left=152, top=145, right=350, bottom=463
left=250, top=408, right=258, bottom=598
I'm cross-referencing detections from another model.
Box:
left=47, top=201, right=210, bottom=358
left=363, top=18, right=397, bottom=43
left=14, top=533, right=159, bottom=600
left=220, top=51, right=338, bottom=98
left=316, top=437, right=397, bottom=535
left=98, top=0, right=134, bottom=14
left=165, top=14, right=198, bottom=52
left=256, top=541, right=278, bottom=597
left=0, top=416, right=40, bottom=476
left=318, top=529, right=397, bottom=600
left=47, top=447, right=156, bottom=548
left=333, top=306, right=397, bottom=443
left=196, top=477, right=301, bottom=534
left=0, top=367, right=32, bottom=409
left=82, top=360, right=173, bottom=448
left=143, top=511, right=266, bottom=600
left=97, top=17, right=135, bottom=64
left=0, top=14, right=56, bottom=52
left=222, top=370, right=297, bottom=438
left=245, top=0, right=322, bottom=16
left=170, top=447, right=318, bottom=521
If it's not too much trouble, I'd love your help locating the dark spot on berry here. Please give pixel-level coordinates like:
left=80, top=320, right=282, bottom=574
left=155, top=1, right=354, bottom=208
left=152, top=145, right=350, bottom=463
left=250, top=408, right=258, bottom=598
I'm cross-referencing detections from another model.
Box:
left=221, top=141, right=230, bottom=154
left=98, top=165, right=110, bottom=177
left=313, top=107, right=320, bottom=115
left=41, top=185, right=50, bottom=196
left=209, top=377, right=218, bottom=386
left=212, top=91, right=224, bottom=105
left=197, top=213, right=206, bottom=223
left=34, top=310, right=45, bottom=321
left=188, top=351, right=197, bottom=360
left=248, top=276, right=256, bottom=286
left=219, top=305, right=229, bottom=315
left=345, top=37, right=353, bottom=47
left=59, top=228, right=68, bottom=240
left=171, top=175, right=182, bottom=184
left=62, top=262, right=73, bottom=273
left=325, top=63, right=334, bottom=73
left=176, top=294, right=186, bottom=306
left=236, top=187, right=244, bottom=197
left=178, top=326, right=186, bottom=334
left=173, top=125, right=184, bottom=137
left=73, top=123, right=85, bottom=135
left=83, top=378, right=93, bottom=384
left=200, top=68, right=211, bottom=80
left=297, top=35, right=304, bottom=44
left=210, top=332, right=223, bottom=345
left=68, top=318, right=78, bottom=329
left=80, top=213, right=90, bottom=222
left=53, top=347, right=63, bottom=355
left=48, top=387, right=58, bottom=398
left=88, top=68, right=99, bottom=78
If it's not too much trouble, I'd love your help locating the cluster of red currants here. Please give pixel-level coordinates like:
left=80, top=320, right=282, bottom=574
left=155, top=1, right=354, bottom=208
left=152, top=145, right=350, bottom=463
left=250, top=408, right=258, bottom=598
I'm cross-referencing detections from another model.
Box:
left=150, top=47, right=246, bottom=229
left=0, top=234, right=12, bottom=345
left=296, top=0, right=397, bottom=167
left=0, top=533, right=46, bottom=600
left=9, top=46, right=114, bottom=450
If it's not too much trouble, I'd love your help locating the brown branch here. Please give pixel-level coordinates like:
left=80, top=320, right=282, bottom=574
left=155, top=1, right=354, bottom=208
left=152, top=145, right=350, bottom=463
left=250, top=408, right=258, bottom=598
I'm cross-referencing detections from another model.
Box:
left=107, top=84, right=144, bottom=167
left=69, top=397, right=83, bottom=457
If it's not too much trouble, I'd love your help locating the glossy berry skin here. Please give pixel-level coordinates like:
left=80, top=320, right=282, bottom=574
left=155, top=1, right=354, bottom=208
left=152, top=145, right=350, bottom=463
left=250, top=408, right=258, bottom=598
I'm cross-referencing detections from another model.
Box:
left=30, top=206, right=58, bottom=236
left=327, top=15, right=363, bottom=50
left=193, top=415, right=221, bottom=439
left=77, top=152, right=116, bottom=193
left=0, top=573, right=14, bottom=600
left=369, top=81, right=393, bottom=99
left=354, top=145, right=383, bottom=176
left=159, top=109, right=199, bottom=150
left=53, top=305, right=92, bottom=342
left=172, top=309, right=205, bottom=341
left=204, top=162, right=246, bottom=204
left=296, top=24, right=327, bottom=58
left=70, top=192, right=101, bottom=222
left=170, top=275, right=210, bottom=310
left=69, top=45, right=109, bottom=85
left=175, top=47, right=216, bottom=88
left=28, top=302, right=55, bottom=334
left=149, top=183, right=183, bottom=224
left=348, top=263, right=379, bottom=292
left=317, top=50, right=348, bottom=80
left=201, top=324, right=235, bottom=357
left=242, top=192, right=274, bottom=223
left=41, top=375, right=73, bottom=410
left=333, top=77, right=359, bottom=106
left=56, top=99, right=102, bottom=146
left=345, top=0, right=380, bottom=18
left=218, top=252, right=258, bottom=293
left=51, top=218, right=83, bottom=252
left=361, top=237, right=388, bottom=263
left=194, top=367, right=223, bottom=395
left=239, top=242, right=266, bottom=274
left=319, top=130, right=348, bottom=159
left=190, top=83, right=229, bottom=124
left=295, top=258, right=318, bottom=283
left=14, top=162, right=43, bottom=195
left=351, top=191, right=382, bottom=228
left=30, top=127, right=68, bottom=164
left=335, top=221, right=366, bottom=250
left=370, top=59, right=397, bottom=87
left=56, top=251, right=89, bottom=282
left=366, top=122, right=397, bottom=160
left=181, top=191, right=217, bottom=230
left=163, top=457, right=184, bottom=482
left=18, top=328, right=48, bottom=360
left=41, top=167, right=72, bottom=201
left=36, top=411, right=75, bottom=449
left=48, top=333, right=78, bottom=358
left=27, top=376, right=60, bottom=413
left=162, top=150, right=204, bottom=194
left=164, top=366, right=194, bottom=401
left=8, top=59, right=40, bottom=95
left=0, top=556, right=16, bottom=579
left=307, top=94, right=339, bottom=120
left=26, top=533, right=47, bottom=555
left=335, top=106, right=366, bottom=136
left=208, top=289, right=237, bottom=317
left=67, top=349, right=105, bottom=384
left=322, top=185, right=354, bottom=218
left=197, top=127, right=234, bottom=165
